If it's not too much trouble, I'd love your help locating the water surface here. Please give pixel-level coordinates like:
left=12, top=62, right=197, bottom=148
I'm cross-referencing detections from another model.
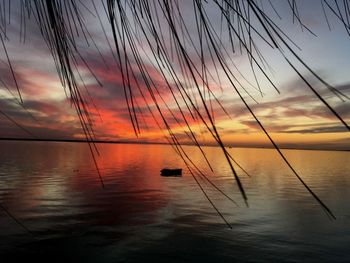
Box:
left=0, top=141, right=349, bottom=262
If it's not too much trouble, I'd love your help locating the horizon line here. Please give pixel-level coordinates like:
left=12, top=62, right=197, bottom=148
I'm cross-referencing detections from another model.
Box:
left=0, top=137, right=348, bottom=152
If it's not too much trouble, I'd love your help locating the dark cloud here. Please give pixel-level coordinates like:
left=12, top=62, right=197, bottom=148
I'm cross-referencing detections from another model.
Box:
left=333, top=102, right=350, bottom=119
left=282, top=125, right=348, bottom=134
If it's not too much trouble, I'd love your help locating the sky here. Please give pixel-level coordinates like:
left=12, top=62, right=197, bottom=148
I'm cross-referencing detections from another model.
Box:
left=0, top=1, right=349, bottom=150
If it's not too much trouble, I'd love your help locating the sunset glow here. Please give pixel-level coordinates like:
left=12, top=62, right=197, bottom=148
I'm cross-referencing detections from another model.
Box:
left=0, top=1, right=349, bottom=150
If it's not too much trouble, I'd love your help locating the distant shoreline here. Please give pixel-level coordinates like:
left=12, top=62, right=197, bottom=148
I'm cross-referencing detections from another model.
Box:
left=0, top=137, right=122, bottom=144
left=0, top=138, right=350, bottom=152
left=0, top=137, right=348, bottom=152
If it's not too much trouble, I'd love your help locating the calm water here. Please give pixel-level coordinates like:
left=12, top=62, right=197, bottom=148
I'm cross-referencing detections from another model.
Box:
left=0, top=141, right=349, bottom=262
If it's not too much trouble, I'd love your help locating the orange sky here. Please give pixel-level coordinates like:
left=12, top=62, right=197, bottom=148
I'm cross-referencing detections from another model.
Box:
left=0, top=1, right=349, bottom=150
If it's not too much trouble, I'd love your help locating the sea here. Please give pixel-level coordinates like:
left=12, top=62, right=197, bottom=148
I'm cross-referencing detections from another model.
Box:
left=0, top=141, right=349, bottom=262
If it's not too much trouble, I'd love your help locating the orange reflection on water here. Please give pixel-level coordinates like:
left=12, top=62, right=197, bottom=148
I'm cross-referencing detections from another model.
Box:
left=1, top=141, right=350, bottom=231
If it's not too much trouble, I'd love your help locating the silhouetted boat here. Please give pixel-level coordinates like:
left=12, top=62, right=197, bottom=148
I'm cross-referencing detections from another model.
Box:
left=161, top=168, right=182, bottom=176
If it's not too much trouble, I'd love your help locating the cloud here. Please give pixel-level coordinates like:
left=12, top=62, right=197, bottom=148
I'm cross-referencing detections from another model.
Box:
left=0, top=4, right=349, bottom=151
left=282, top=125, right=348, bottom=134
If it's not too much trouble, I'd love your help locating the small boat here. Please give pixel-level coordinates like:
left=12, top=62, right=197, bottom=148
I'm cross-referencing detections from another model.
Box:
left=161, top=168, right=182, bottom=176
